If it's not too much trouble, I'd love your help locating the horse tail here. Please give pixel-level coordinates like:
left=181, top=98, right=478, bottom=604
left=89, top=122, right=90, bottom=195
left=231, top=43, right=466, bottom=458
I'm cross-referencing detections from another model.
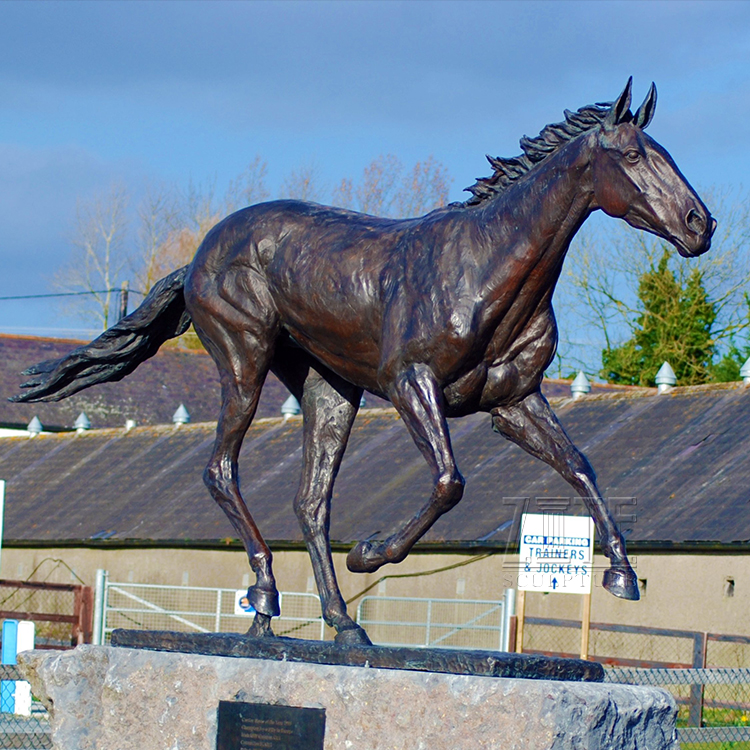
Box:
left=11, top=265, right=192, bottom=403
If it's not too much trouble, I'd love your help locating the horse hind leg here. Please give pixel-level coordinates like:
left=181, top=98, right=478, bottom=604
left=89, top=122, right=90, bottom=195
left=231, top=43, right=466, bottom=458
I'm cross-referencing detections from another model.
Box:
left=197, top=322, right=280, bottom=637
left=273, top=349, right=372, bottom=645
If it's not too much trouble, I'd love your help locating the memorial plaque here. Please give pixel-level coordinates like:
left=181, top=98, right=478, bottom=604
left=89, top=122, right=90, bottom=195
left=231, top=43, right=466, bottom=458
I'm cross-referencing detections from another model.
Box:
left=217, top=700, right=325, bottom=750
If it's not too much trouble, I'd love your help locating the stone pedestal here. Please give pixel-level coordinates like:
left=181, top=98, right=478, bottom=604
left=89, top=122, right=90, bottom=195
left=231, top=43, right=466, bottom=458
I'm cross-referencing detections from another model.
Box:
left=19, top=645, right=678, bottom=750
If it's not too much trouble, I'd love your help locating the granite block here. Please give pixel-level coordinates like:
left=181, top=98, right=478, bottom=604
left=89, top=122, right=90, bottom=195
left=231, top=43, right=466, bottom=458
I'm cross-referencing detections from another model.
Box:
left=18, top=645, right=678, bottom=750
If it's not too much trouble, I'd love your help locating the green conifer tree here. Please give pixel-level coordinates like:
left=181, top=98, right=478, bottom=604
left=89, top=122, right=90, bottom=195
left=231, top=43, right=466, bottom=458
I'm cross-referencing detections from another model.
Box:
left=601, top=248, right=717, bottom=386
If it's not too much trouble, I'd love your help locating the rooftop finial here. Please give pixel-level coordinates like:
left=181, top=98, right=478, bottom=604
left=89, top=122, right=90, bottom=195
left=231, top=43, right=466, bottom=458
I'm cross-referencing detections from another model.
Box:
left=27, top=416, right=42, bottom=436
left=281, top=395, right=301, bottom=419
left=74, top=412, right=91, bottom=433
left=655, top=362, right=677, bottom=394
left=571, top=371, right=591, bottom=400
left=172, top=404, right=190, bottom=425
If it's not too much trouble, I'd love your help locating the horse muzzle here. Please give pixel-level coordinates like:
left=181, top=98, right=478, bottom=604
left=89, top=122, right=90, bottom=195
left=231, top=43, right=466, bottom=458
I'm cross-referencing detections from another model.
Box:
left=674, top=211, right=716, bottom=257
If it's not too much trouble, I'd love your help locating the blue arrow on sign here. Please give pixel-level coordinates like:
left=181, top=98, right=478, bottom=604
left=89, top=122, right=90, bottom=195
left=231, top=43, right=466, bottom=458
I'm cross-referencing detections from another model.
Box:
left=551, top=577, right=558, bottom=590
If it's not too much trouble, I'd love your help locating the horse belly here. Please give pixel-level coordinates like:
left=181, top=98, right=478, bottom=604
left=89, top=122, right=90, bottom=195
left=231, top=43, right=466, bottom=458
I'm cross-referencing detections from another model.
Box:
left=478, top=316, right=557, bottom=409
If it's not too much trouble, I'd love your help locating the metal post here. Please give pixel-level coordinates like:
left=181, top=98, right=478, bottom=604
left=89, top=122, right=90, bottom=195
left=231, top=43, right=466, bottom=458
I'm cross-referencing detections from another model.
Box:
left=425, top=599, right=432, bottom=647
left=580, top=593, right=592, bottom=660
left=318, top=593, right=326, bottom=641
left=501, top=589, right=516, bottom=652
left=118, top=281, right=129, bottom=321
left=515, top=589, right=526, bottom=653
left=688, top=631, right=707, bottom=727
left=0, top=480, right=6, bottom=578
left=214, top=589, right=222, bottom=632
left=92, top=569, right=108, bottom=645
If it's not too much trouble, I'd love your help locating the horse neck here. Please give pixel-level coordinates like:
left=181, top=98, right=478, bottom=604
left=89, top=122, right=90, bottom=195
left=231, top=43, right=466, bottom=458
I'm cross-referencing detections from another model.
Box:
left=478, top=137, right=595, bottom=287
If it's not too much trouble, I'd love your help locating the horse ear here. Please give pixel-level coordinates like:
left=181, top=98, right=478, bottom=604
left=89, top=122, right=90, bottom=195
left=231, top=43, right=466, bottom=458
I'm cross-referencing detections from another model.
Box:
left=604, top=77, right=633, bottom=128
left=633, top=82, right=657, bottom=129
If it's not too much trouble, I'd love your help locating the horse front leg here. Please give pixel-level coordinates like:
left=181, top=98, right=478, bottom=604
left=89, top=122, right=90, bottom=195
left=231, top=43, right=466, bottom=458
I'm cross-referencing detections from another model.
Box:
left=347, top=363, right=465, bottom=573
left=490, top=389, right=639, bottom=600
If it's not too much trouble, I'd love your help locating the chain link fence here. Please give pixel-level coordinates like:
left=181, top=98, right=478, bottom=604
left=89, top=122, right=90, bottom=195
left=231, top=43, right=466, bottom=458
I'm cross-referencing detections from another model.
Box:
left=521, top=615, right=750, bottom=747
left=523, top=616, right=707, bottom=667
left=6, top=578, right=744, bottom=750
left=0, top=665, right=50, bottom=749
left=606, top=668, right=750, bottom=747
left=0, top=578, right=93, bottom=748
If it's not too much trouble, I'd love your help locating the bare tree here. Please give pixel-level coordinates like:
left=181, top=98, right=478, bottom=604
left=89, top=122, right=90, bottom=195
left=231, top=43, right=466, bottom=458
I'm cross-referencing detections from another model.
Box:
left=394, top=156, right=452, bottom=218
left=63, top=154, right=454, bottom=338
left=279, top=163, right=325, bottom=203
left=331, top=177, right=354, bottom=211
left=135, top=182, right=181, bottom=294
left=55, top=185, right=130, bottom=330
left=333, top=154, right=452, bottom=219
left=354, top=154, right=403, bottom=216
left=227, top=155, right=271, bottom=209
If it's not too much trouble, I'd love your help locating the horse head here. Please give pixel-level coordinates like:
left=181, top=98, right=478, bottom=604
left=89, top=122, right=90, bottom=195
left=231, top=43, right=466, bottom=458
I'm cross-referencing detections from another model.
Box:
left=590, top=78, right=716, bottom=257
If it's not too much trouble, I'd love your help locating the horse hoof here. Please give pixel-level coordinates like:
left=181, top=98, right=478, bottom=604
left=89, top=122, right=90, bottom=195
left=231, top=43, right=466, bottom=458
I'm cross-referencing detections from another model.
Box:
left=347, top=541, right=382, bottom=573
left=247, top=586, right=281, bottom=617
left=602, top=566, right=640, bottom=601
left=335, top=625, right=373, bottom=646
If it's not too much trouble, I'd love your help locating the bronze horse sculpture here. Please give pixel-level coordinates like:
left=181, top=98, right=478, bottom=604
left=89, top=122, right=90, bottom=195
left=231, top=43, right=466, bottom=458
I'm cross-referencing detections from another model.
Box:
left=14, top=80, right=715, bottom=645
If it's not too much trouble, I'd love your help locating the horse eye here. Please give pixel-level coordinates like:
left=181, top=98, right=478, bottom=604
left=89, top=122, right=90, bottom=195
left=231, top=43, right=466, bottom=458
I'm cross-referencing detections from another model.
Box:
left=625, top=150, right=641, bottom=163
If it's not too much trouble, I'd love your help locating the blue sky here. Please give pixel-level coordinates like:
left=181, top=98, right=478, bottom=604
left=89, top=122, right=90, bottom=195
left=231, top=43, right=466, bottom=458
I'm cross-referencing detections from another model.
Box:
left=0, top=0, right=748, bottom=340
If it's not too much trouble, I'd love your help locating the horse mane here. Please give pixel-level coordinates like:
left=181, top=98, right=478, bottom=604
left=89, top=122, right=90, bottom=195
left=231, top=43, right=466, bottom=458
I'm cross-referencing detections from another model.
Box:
left=464, top=100, right=614, bottom=206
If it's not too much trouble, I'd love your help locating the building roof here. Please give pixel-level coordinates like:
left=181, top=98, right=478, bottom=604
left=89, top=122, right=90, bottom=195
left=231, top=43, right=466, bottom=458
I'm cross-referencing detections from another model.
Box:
left=0, top=381, right=748, bottom=551
left=0, top=334, right=287, bottom=429
left=0, top=335, right=628, bottom=430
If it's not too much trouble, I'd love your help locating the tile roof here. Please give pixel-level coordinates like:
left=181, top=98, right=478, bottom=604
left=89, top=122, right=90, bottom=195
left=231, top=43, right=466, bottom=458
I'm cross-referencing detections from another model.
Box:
left=0, top=335, right=629, bottom=430
left=1, top=382, right=748, bottom=550
left=0, top=334, right=288, bottom=429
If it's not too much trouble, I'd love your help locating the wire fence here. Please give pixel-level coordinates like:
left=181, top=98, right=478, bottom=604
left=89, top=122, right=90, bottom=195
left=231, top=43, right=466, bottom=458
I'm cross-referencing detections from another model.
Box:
left=0, top=665, right=50, bottom=749
left=522, top=616, right=750, bottom=670
left=0, top=580, right=92, bottom=649
left=606, top=668, right=750, bottom=746
left=6, top=579, right=748, bottom=749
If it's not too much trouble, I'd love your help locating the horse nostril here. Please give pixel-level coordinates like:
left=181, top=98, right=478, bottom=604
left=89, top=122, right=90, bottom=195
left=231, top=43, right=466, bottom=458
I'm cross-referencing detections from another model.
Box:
left=686, top=208, right=705, bottom=234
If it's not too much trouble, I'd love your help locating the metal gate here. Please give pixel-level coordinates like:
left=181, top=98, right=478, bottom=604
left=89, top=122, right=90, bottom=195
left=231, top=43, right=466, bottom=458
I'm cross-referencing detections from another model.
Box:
left=95, top=573, right=515, bottom=652
left=95, top=573, right=325, bottom=644
left=355, top=595, right=512, bottom=651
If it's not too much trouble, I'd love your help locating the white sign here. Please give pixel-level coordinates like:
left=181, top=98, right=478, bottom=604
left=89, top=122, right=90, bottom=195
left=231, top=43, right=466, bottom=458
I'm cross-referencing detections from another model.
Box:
left=14, top=621, right=34, bottom=716
left=233, top=590, right=256, bottom=616
left=517, top=513, right=594, bottom=595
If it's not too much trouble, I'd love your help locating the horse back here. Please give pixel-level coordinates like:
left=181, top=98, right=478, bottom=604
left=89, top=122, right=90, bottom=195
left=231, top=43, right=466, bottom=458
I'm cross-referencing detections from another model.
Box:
left=187, top=200, right=436, bottom=386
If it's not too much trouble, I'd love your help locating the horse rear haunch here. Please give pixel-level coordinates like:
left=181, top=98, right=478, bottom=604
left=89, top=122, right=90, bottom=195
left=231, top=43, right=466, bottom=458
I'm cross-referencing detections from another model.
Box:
left=11, top=266, right=192, bottom=404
